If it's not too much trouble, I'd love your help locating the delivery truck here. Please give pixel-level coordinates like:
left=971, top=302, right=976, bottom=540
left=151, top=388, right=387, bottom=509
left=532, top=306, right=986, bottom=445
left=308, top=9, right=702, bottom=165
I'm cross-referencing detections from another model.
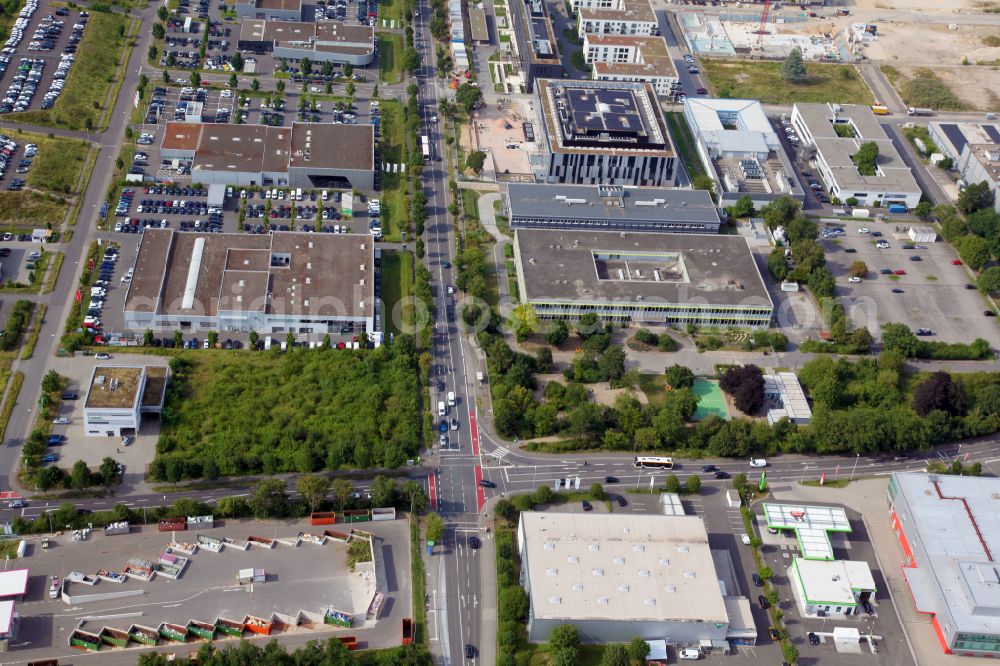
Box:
left=871, top=105, right=889, bottom=115
left=907, top=107, right=933, bottom=116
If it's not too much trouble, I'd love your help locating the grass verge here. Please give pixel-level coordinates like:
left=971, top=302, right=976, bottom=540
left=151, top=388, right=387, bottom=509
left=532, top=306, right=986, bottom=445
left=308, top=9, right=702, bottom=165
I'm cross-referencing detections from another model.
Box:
left=0, top=191, right=69, bottom=229
left=702, top=59, right=874, bottom=105
left=800, top=478, right=852, bottom=488
left=24, top=133, right=91, bottom=194
left=381, top=249, right=415, bottom=338
left=43, top=253, right=63, bottom=294
left=665, top=111, right=707, bottom=181
left=8, top=11, right=131, bottom=130
left=20, top=303, right=46, bottom=360
left=67, top=144, right=99, bottom=226
left=379, top=34, right=404, bottom=84
left=0, top=371, right=24, bottom=442
left=410, top=515, right=427, bottom=644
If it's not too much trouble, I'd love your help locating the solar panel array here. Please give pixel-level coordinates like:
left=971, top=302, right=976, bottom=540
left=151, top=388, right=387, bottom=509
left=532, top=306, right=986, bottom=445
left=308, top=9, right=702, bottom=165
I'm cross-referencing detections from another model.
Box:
left=938, top=123, right=968, bottom=155
left=985, top=124, right=1000, bottom=144
left=565, top=88, right=643, bottom=136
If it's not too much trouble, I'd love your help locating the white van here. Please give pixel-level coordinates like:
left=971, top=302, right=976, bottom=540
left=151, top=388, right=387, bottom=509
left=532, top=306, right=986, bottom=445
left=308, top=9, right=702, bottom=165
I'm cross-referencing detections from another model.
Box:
left=438, top=401, right=446, bottom=417
left=678, top=648, right=700, bottom=660
left=447, top=391, right=456, bottom=407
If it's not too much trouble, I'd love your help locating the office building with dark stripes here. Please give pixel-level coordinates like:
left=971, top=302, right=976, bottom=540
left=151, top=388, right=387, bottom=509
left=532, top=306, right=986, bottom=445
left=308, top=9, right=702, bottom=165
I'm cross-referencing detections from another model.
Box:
left=929, top=121, right=1000, bottom=214
left=535, top=79, right=678, bottom=186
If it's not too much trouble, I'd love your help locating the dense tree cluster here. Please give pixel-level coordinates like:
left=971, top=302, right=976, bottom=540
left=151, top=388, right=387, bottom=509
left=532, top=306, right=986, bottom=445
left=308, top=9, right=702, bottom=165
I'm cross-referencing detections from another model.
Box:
left=720, top=364, right=765, bottom=415
left=151, top=341, right=422, bottom=480
left=852, top=142, right=879, bottom=176
left=882, top=322, right=991, bottom=360
left=913, top=371, right=968, bottom=417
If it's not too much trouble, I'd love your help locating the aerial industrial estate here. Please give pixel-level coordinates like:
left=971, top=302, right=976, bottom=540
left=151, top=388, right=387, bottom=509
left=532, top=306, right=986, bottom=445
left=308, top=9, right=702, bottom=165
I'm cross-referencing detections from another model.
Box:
left=2, top=0, right=1000, bottom=664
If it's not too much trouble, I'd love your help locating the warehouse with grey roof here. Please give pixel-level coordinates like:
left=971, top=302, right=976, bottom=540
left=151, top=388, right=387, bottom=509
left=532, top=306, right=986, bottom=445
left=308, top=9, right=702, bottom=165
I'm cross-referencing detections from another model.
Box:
left=514, top=229, right=772, bottom=327
left=518, top=512, right=740, bottom=645
left=505, top=183, right=720, bottom=233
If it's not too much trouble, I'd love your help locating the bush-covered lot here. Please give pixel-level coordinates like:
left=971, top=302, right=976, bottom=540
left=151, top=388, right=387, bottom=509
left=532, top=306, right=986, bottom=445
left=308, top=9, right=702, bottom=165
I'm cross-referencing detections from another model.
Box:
left=151, top=339, right=421, bottom=480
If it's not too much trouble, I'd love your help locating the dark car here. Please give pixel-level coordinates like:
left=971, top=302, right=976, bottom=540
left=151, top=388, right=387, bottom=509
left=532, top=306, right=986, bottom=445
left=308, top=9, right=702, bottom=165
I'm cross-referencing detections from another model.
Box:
left=843, top=247, right=857, bottom=253
left=468, top=536, right=481, bottom=549
left=892, top=288, right=904, bottom=293
left=61, top=392, right=77, bottom=400
left=752, top=572, right=763, bottom=587
left=464, top=644, right=476, bottom=660
left=701, top=464, right=717, bottom=473
left=617, top=495, right=628, bottom=507
left=809, top=632, right=820, bottom=645
left=863, top=600, right=874, bottom=615
left=604, top=476, right=618, bottom=483
left=966, top=283, right=977, bottom=289
left=479, top=479, right=496, bottom=489
left=768, top=627, right=780, bottom=641
left=758, top=594, right=770, bottom=609
left=582, top=500, right=593, bottom=512
left=880, top=268, right=893, bottom=274
left=714, top=470, right=730, bottom=479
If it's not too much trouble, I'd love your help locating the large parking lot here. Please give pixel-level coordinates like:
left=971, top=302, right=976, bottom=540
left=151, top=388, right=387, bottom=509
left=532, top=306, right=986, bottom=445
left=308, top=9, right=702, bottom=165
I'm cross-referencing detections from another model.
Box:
left=0, top=1, right=90, bottom=114
left=820, top=222, right=1000, bottom=346
left=9, top=516, right=410, bottom=664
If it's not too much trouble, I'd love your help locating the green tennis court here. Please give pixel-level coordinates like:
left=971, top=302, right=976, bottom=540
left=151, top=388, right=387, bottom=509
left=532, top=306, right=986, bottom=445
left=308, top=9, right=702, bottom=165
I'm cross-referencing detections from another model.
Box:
left=693, top=379, right=729, bottom=421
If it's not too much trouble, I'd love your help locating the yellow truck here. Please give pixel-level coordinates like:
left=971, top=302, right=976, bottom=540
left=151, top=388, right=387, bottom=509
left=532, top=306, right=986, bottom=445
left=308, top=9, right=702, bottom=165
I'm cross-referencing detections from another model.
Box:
left=871, top=105, right=889, bottom=115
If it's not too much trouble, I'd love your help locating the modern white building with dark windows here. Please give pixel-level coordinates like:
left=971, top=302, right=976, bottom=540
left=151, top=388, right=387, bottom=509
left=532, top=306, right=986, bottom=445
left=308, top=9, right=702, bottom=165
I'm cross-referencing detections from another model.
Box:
left=790, top=103, right=921, bottom=208
left=83, top=365, right=169, bottom=437
left=683, top=98, right=805, bottom=207
left=536, top=79, right=677, bottom=186
left=505, top=183, right=720, bottom=233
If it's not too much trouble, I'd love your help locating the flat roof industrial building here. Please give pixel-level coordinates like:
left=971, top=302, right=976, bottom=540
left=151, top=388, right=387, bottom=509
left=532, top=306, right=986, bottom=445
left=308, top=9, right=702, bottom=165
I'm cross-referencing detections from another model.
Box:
left=505, top=183, right=720, bottom=234
left=683, top=98, right=805, bottom=207
left=517, top=512, right=732, bottom=645
left=123, top=229, right=375, bottom=334
left=514, top=229, right=772, bottom=327
left=236, top=0, right=303, bottom=20
left=536, top=79, right=677, bottom=186
left=790, top=103, right=921, bottom=208
left=889, top=472, right=1000, bottom=657
left=84, top=365, right=169, bottom=437
left=160, top=122, right=374, bottom=190
left=929, top=121, right=1000, bottom=214
left=237, top=20, right=375, bottom=66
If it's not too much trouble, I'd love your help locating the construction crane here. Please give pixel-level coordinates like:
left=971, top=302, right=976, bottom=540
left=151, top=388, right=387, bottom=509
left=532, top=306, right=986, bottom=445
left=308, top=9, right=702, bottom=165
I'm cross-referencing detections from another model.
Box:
left=757, top=0, right=772, bottom=46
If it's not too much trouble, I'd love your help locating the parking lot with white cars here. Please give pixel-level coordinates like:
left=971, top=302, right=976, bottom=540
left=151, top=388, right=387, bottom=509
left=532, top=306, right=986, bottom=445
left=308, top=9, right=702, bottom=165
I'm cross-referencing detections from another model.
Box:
left=821, top=223, right=1000, bottom=346
left=0, top=2, right=88, bottom=113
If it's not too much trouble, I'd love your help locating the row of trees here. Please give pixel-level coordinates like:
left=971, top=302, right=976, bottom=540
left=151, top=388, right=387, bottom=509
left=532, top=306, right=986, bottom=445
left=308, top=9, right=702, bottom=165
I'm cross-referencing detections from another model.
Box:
left=138, top=637, right=431, bottom=666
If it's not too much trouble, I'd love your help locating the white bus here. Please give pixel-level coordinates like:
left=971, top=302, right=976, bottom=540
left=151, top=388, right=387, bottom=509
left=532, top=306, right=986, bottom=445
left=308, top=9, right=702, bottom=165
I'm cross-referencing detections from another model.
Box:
left=634, top=456, right=674, bottom=469
left=421, top=135, right=430, bottom=162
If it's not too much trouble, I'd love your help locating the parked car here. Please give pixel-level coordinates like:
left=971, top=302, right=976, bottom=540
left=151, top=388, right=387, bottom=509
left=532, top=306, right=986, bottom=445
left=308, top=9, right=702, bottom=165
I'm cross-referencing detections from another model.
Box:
left=61, top=392, right=77, bottom=400
left=95, top=352, right=111, bottom=359
left=758, top=594, right=770, bottom=610
left=768, top=627, right=780, bottom=641
left=616, top=495, right=627, bottom=507
left=752, top=572, right=763, bottom=587
left=809, top=632, right=820, bottom=646
left=750, top=458, right=767, bottom=468
left=52, top=417, right=70, bottom=424
left=582, top=500, right=593, bottom=512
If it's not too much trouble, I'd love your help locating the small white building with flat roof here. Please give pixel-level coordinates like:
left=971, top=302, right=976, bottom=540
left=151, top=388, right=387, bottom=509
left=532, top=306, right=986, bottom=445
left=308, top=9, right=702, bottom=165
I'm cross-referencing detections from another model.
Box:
left=762, top=503, right=851, bottom=561
left=763, top=372, right=812, bottom=425
left=788, top=558, right=876, bottom=617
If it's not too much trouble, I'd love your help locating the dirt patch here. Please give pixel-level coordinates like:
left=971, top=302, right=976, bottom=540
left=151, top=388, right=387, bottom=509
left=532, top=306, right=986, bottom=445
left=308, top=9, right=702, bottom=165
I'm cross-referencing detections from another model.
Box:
left=532, top=374, right=648, bottom=407
left=864, top=22, right=1000, bottom=66
left=853, top=0, right=992, bottom=10
left=891, top=65, right=996, bottom=110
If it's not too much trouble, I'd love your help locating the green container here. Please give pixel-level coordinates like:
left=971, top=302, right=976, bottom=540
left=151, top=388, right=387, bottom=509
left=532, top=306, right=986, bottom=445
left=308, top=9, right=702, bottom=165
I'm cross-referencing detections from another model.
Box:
left=159, top=627, right=187, bottom=642
left=130, top=632, right=158, bottom=646
left=188, top=623, right=215, bottom=640
left=215, top=622, right=243, bottom=637
left=101, top=634, right=129, bottom=648
left=71, top=637, right=101, bottom=651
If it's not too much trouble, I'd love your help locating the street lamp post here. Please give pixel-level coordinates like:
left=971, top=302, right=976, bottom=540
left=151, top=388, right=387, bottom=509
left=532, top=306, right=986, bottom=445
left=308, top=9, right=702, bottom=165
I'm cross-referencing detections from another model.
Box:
left=850, top=453, right=860, bottom=481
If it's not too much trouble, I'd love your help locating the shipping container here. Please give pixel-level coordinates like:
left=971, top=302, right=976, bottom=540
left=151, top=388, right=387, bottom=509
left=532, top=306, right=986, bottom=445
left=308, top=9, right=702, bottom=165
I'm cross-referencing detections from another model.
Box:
left=311, top=511, right=337, bottom=525
left=887, top=204, right=907, bottom=213
left=402, top=618, right=414, bottom=646
left=158, top=517, right=187, bottom=532
left=852, top=208, right=871, bottom=219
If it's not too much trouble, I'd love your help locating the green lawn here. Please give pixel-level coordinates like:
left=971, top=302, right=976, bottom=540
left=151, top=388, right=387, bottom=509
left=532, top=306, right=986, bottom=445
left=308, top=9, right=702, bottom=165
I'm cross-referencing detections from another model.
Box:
left=638, top=373, right=667, bottom=404
left=380, top=186, right=409, bottom=243
left=380, top=250, right=414, bottom=337
left=570, top=49, right=588, bottom=73
left=377, top=100, right=407, bottom=190
left=25, top=133, right=91, bottom=195
left=462, top=189, right=481, bottom=224
left=10, top=12, right=131, bottom=129
left=378, top=0, right=405, bottom=22
left=378, top=34, right=404, bottom=84
left=665, top=112, right=706, bottom=181
left=883, top=66, right=970, bottom=111
left=0, top=191, right=69, bottom=229
left=702, top=59, right=874, bottom=105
